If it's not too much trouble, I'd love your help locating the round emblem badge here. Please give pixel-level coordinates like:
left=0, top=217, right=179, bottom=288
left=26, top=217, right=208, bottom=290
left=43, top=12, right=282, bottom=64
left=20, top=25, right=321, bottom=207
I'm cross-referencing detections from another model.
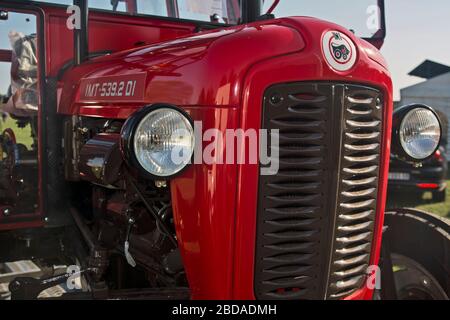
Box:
left=322, top=31, right=357, bottom=72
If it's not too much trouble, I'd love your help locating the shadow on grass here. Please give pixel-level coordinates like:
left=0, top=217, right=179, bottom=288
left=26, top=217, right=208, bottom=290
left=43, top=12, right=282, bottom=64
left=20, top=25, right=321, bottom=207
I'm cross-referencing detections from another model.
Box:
left=387, top=191, right=450, bottom=219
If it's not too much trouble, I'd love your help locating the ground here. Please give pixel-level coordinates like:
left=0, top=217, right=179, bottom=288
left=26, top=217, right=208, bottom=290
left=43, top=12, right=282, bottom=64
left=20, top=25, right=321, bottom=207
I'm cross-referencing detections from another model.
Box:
left=414, top=182, right=450, bottom=219
left=387, top=181, right=450, bottom=220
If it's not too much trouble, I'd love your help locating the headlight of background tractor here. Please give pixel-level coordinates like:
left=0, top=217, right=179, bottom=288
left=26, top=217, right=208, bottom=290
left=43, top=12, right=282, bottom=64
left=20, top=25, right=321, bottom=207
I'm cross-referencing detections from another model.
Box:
left=121, top=104, right=195, bottom=178
left=392, top=104, right=442, bottom=162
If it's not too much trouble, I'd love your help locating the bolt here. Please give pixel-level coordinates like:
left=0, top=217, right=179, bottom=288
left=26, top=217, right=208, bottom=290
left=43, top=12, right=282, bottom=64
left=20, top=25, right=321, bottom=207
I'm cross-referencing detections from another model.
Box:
left=78, top=127, right=89, bottom=134
left=270, top=93, right=283, bottom=106
left=10, top=280, right=21, bottom=291
left=3, top=208, right=11, bottom=216
left=376, top=98, right=382, bottom=110
left=413, top=162, right=423, bottom=169
left=155, top=180, right=167, bottom=188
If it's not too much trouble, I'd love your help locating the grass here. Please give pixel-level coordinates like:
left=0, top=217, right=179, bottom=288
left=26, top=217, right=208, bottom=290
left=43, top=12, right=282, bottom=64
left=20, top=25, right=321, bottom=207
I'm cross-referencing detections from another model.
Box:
left=415, top=181, right=450, bottom=219
left=388, top=180, right=450, bottom=220
left=0, top=116, right=33, bottom=149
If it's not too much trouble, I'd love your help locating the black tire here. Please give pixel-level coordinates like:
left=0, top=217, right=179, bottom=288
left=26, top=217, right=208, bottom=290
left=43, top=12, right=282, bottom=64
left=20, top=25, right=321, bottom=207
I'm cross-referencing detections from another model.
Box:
left=392, top=253, right=448, bottom=300
left=384, top=209, right=450, bottom=298
left=433, top=190, right=446, bottom=203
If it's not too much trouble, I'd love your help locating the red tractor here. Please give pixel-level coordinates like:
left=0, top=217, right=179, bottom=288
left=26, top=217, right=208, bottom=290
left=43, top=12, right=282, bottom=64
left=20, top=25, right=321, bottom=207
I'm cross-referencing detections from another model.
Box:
left=0, top=0, right=448, bottom=300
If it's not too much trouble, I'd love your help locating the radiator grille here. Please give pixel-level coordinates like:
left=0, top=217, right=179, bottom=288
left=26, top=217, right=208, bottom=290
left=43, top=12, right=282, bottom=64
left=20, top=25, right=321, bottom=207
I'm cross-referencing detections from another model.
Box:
left=255, top=83, right=383, bottom=300
left=327, top=86, right=382, bottom=299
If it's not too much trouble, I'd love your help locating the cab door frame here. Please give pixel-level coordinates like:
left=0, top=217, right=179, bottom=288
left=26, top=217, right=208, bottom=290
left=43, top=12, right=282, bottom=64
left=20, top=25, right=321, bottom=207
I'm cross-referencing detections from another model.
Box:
left=0, top=2, right=47, bottom=231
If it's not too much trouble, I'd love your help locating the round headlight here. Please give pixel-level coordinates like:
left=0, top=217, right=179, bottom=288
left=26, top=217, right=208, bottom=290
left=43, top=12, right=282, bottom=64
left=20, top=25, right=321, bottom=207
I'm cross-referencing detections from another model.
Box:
left=121, top=105, right=195, bottom=178
left=399, top=107, right=441, bottom=160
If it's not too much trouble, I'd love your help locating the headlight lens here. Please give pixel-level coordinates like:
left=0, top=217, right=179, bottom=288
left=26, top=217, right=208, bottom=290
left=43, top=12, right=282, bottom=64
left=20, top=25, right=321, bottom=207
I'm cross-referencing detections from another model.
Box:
left=130, top=107, right=194, bottom=177
left=399, top=108, right=441, bottom=160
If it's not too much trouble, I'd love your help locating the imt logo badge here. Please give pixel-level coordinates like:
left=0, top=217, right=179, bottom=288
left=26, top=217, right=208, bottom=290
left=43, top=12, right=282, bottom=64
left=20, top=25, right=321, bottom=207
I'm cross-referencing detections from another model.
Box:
left=322, top=31, right=357, bottom=72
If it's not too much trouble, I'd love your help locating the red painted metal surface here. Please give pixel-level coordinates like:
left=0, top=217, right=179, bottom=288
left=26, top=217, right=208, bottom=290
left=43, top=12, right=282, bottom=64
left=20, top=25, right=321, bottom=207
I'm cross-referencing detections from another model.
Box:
left=0, top=49, right=12, bottom=62
left=170, top=106, right=240, bottom=299
left=59, top=22, right=304, bottom=114
left=231, top=17, right=392, bottom=300
left=58, top=17, right=392, bottom=300
left=0, top=220, right=44, bottom=232
left=39, top=5, right=198, bottom=77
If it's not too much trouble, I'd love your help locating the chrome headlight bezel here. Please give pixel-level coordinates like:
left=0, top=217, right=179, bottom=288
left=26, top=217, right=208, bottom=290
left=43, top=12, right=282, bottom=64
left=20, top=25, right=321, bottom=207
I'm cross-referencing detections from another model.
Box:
left=120, top=104, right=195, bottom=179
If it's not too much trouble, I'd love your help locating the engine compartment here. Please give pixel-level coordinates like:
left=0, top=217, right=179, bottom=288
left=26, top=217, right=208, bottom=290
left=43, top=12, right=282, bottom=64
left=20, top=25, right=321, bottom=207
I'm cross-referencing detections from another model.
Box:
left=60, top=116, right=188, bottom=293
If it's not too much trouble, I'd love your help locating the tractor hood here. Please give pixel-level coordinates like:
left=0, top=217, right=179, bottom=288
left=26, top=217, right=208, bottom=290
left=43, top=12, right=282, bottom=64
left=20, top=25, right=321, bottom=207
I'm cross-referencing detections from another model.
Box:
left=58, top=17, right=387, bottom=119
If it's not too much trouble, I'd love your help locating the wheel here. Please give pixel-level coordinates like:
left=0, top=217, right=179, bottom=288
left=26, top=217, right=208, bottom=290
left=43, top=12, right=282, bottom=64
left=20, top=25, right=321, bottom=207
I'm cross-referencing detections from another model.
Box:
left=384, top=209, right=450, bottom=299
left=392, top=253, right=448, bottom=300
left=334, top=50, right=341, bottom=59
left=433, top=189, right=446, bottom=203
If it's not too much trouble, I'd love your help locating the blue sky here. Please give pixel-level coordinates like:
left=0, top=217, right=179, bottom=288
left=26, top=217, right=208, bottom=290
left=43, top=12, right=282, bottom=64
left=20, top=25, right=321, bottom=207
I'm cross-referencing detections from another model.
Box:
left=1, top=0, right=450, bottom=101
